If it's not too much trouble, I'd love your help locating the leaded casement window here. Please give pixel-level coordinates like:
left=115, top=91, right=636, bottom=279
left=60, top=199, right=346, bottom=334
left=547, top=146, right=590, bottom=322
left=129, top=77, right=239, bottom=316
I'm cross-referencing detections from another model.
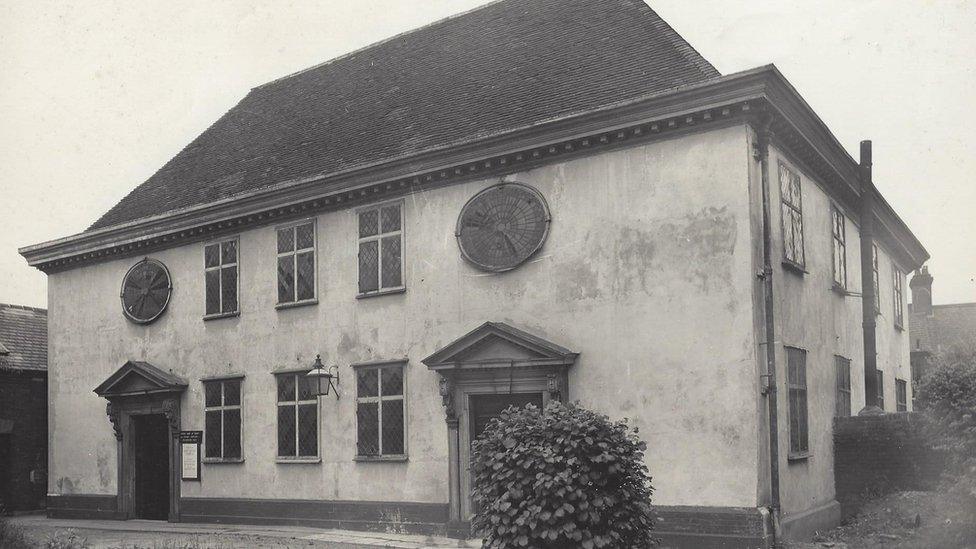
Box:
left=779, top=163, right=805, bottom=269
left=893, top=266, right=905, bottom=328
left=835, top=355, right=852, bottom=418
left=203, top=378, right=242, bottom=461
left=831, top=207, right=847, bottom=289
left=896, top=379, right=908, bottom=412
left=357, top=202, right=404, bottom=296
left=355, top=362, right=406, bottom=458
left=204, top=239, right=239, bottom=317
left=872, top=244, right=881, bottom=314
left=876, top=369, right=885, bottom=411
left=786, top=347, right=809, bottom=457
left=275, top=371, right=318, bottom=459
left=276, top=221, right=316, bottom=305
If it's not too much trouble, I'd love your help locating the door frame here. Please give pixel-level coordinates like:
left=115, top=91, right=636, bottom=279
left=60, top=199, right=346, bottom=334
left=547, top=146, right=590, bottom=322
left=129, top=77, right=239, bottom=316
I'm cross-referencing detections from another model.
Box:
left=108, top=394, right=182, bottom=521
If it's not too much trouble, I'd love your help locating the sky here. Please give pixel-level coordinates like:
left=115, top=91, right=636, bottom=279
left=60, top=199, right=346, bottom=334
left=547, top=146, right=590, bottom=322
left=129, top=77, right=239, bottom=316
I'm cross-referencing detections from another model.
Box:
left=1, top=0, right=974, bottom=309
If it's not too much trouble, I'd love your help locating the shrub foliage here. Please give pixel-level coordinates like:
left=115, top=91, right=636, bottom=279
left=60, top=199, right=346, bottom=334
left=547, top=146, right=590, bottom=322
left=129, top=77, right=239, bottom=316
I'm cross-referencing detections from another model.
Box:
left=916, top=348, right=976, bottom=497
left=470, top=401, right=656, bottom=548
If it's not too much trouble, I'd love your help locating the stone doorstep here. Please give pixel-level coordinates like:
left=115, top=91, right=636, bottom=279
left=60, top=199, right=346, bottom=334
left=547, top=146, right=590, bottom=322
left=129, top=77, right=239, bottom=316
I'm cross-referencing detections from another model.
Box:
left=6, top=515, right=482, bottom=548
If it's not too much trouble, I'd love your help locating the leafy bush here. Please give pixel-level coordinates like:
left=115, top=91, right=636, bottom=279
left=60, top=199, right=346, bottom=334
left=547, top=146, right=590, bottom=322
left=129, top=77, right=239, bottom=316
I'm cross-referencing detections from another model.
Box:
left=916, top=348, right=976, bottom=497
left=470, top=401, right=656, bottom=548
left=45, top=528, right=89, bottom=549
left=0, top=518, right=36, bottom=549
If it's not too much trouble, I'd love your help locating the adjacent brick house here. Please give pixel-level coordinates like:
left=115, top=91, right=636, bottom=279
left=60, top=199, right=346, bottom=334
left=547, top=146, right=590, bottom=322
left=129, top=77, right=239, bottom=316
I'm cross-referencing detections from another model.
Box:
left=0, top=303, right=48, bottom=513
left=909, top=267, right=976, bottom=391
left=20, top=0, right=928, bottom=546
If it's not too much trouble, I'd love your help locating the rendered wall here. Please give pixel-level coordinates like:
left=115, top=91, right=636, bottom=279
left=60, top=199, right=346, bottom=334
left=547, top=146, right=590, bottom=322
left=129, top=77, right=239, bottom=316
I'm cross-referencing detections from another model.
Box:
left=46, top=124, right=759, bottom=509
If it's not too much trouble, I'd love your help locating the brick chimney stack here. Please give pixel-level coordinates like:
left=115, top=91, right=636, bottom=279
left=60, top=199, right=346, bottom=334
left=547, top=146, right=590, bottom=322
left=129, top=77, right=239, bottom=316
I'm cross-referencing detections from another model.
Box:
left=910, top=266, right=934, bottom=315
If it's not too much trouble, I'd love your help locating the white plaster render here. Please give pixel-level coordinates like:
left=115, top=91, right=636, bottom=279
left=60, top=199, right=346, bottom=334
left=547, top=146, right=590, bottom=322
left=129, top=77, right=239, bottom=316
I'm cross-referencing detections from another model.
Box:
left=48, top=125, right=760, bottom=508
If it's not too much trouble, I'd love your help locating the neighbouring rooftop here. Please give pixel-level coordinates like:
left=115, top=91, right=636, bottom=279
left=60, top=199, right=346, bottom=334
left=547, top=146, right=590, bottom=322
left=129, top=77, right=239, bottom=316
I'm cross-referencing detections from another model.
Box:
left=0, top=303, right=48, bottom=372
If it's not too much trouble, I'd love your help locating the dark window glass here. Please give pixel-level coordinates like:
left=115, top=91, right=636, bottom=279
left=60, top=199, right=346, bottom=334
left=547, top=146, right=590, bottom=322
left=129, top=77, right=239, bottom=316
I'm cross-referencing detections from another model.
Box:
left=297, top=404, right=318, bottom=456
left=224, top=380, right=241, bottom=406
left=357, top=368, right=378, bottom=398
left=780, top=165, right=805, bottom=267
left=221, top=240, right=237, bottom=264
left=359, top=241, right=379, bottom=293
left=205, top=244, right=220, bottom=268
left=381, top=367, right=403, bottom=396
left=357, top=402, right=379, bottom=456
left=381, top=204, right=401, bottom=232
left=205, top=239, right=238, bottom=316
left=204, top=382, right=222, bottom=407
left=787, top=347, right=809, bottom=455
left=295, top=222, right=314, bottom=250
left=297, top=374, right=316, bottom=401
left=277, top=227, right=294, bottom=253
left=277, top=375, right=295, bottom=402
left=223, top=409, right=241, bottom=459
left=381, top=236, right=402, bottom=288
left=277, top=405, right=296, bottom=457
left=205, top=270, right=221, bottom=315
left=205, top=410, right=221, bottom=458
left=831, top=208, right=846, bottom=288
left=877, top=370, right=885, bottom=410
left=896, top=379, right=908, bottom=412
left=893, top=269, right=904, bottom=327
left=277, top=256, right=295, bottom=303
left=382, top=399, right=404, bottom=455
left=221, top=267, right=238, bottom=313
left=296, top=251, right=315, bottom=301
left=835, top=356, right=851, bottom=417
left=359, top=209, right=379, bottom=238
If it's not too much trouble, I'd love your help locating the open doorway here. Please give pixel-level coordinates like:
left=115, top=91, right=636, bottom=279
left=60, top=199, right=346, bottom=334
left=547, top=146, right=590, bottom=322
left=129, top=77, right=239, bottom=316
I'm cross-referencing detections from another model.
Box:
left=133, top=414, right=169, bottom=520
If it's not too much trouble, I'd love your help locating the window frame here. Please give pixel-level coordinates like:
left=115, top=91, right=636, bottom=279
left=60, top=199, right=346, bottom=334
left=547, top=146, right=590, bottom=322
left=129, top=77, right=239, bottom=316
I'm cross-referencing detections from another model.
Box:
left=353, top=359, right=408, bottom=461
left=274, top=369, right=321, bottom=462
left=203, top=237, right=241, bottom=320
left=872, top=243, right=881, bottom=315
left=830, top=206, right=847, bottom=290
left=785, top=346, right=810, bottom=460
left=876, top=369, right=885, bottom=411
left=778, top=162, right=806, bottom=272
left=896, top=379, right=908, bottom=412
left=834, top=355, right=852, bottom=418
left=356, top=200, right=406, bottom=299
left=201, top=376, right=244, bottom=463
left=275, top=218, right=318, bottom=309
left=893, top=265, right=905, bottom=329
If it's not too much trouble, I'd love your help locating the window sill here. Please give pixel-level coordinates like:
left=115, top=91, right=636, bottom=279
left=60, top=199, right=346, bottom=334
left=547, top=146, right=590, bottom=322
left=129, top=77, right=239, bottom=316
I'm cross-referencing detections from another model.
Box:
left=354, top=455, right=408, bottom=463
left=356, top=287, right=406, bottom=300
left=203, top=458, right=244, bottom=464
left=787, top=452, right=811, bottom=462
left=276, top=457, right=321, bottom=464
left=830, top=284, right=848, bottom=297
left=781, top=260, right=808, bottom=276
left=203, top=311, right=240, bottom=321
left=275, top=299, right=318, bottom=310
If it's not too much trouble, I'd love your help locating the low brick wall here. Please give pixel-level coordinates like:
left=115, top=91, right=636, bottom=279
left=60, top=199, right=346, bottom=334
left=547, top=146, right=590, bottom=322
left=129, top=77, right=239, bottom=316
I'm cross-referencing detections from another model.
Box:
left=834, top=413, right=945, bottom=518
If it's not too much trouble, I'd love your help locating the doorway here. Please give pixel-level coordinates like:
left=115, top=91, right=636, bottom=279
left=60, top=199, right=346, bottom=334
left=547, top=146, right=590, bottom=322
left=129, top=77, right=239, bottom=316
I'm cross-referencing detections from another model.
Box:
left=133, top=414, right=169, bottom=520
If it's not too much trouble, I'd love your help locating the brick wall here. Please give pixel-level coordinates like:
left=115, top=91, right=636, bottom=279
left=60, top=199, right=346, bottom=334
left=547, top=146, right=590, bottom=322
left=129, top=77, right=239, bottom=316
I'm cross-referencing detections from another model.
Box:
left=0, top=370, right=47, bottom=513
left=833, top=413, right=944, bottom=518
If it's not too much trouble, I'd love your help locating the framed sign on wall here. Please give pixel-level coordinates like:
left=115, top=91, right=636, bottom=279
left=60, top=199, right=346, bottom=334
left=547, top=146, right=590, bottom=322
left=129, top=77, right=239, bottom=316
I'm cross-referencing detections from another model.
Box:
left=179, top=431, right=202, bottom=481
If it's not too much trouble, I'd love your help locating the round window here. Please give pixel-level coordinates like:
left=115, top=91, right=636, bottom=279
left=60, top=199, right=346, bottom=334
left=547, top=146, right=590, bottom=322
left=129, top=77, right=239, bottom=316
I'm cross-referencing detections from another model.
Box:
left=455, top=182, right=551, bottom=272
left=120, top=258, right=172, bottom=324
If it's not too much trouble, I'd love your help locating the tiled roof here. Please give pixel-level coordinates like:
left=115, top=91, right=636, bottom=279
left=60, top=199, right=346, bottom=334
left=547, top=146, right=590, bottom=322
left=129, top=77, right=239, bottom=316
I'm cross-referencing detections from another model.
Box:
left=88, top=0, right=718, bottom=230
left=0, top=304, right=48, bottom=372
left=910, top=302, right=976, bottom=356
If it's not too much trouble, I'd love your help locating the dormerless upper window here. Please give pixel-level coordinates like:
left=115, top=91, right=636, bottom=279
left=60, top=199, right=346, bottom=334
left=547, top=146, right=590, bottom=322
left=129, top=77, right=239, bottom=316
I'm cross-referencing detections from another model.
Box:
left=277, top=221, right=316, bottom=304
left=831, top=207, right=847, bottom=289
left=205, top=240, right=238, bottom=316
left=204, top=378, right=242, bottom=460
left=779, top=164, right=805, bottom=268
left=276, top=372, right=318, bottom=459
left=893, top=266, right=904, bottom=328
left=872, top=244, right=881, bottom=314
left=896, top=379, right=908, bottom=412
left=835, top=355, right=851, bottom=418
left=358, top=203, right=403, bottom=295
left=786, top=347, right=809, bottom=457
left=355, top=362, right=406, bottom=458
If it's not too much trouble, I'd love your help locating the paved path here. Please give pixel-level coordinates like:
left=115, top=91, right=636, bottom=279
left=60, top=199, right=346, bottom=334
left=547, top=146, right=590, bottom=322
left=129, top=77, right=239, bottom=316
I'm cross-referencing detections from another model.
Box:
left=5, top=514, right=482, bottom=548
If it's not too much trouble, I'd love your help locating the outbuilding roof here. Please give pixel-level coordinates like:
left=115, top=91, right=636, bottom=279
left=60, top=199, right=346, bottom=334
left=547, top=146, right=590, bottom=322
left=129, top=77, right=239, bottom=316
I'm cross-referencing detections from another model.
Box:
left=0, top=303, right=48, bottom=372
left=88, top=0, right=718, bottom=230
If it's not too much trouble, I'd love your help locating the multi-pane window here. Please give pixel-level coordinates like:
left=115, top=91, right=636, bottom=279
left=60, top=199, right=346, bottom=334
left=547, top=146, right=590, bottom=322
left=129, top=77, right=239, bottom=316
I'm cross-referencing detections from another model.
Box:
left=896, top=379, right=908, bottom=412
left=893, top=267, right=904, bottom=328
left=876, top=369, right=885, bottom=411
left=358, top=203, right=403, bottom=295
left=355, top=363, right=406, bottom=457
left=831, top=208, right=847, bottom=288
left=277, top=221, right=316, bottom=304
left=204, top=378, right=242, bottom=460
left=205, top=240, right=239, bottom=316
left=872, top=244, right=881, bottom=314
left=834, top=356, right=851, bottom=417
left=786, top=347, right=809, bottom=456
left=276, top=372, right=318, bottom=458
left=779, top=164, right=805, bottom=268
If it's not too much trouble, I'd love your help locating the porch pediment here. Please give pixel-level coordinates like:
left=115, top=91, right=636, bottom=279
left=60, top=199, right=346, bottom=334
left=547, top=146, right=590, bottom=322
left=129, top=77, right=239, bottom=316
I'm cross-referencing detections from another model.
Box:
left=422, top=322, right=577, bottom=372
left=93, top=360, right=188, bottom=398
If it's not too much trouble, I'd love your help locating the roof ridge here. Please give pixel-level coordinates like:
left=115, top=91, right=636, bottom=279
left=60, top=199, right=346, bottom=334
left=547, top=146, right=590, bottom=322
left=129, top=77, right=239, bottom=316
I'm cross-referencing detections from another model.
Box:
left=0, top=303, right=47, bottom=314
left=254, top=0, right=508, bottom=90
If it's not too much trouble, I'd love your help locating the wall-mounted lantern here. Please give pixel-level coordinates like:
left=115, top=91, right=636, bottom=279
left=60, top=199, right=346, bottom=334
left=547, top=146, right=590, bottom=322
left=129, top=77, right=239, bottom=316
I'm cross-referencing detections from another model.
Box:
left=306, top=354, right=340, bottom=399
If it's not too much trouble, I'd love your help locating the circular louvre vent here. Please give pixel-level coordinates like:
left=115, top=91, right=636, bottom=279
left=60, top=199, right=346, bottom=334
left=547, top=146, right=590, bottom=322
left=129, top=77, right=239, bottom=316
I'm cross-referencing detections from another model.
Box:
left=456, top=182, right=551, bottom=272
left=120, top=258, right=172, bottom=324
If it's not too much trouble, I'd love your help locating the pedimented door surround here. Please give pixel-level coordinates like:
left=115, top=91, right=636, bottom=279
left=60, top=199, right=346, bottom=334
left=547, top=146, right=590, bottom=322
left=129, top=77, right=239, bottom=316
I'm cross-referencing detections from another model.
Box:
left=94, top=361, right=188, bottom=522
left=422, top=322, right=578, bottom=537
